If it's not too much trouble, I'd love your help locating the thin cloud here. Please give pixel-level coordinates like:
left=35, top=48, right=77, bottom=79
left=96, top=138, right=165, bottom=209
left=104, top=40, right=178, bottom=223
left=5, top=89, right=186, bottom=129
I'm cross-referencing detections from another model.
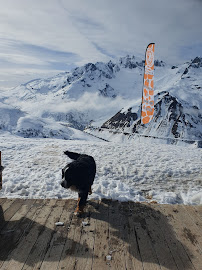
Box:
left=0, top=0, right=202, bottom=88
left=0, top=38, right=80, bottom=68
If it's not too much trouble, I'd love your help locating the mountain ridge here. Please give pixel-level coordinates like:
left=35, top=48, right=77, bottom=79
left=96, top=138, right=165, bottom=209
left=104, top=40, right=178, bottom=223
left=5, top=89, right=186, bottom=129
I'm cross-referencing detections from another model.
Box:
left=0, top=55, right=201, bottom=146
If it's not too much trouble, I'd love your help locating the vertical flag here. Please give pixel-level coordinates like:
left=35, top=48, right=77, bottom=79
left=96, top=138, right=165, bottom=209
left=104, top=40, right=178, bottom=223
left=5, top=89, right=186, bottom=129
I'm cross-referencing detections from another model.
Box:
left=141, top=43, right=155, bottom=124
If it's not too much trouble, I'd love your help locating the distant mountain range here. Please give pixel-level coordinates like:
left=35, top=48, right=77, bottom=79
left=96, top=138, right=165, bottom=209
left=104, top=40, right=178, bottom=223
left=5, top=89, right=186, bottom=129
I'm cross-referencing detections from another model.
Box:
left=0, top=55, right=201, bottom=146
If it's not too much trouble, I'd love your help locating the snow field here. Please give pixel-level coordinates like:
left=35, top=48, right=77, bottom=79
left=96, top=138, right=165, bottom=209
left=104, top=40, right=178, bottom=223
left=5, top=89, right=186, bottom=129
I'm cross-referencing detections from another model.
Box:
left=0, top=133, right=201, bottom=205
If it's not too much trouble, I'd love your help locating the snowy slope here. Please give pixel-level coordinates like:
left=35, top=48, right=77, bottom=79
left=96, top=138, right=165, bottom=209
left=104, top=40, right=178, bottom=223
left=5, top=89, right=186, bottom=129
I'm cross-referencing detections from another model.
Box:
left=0, top=134, right=201, bottom=205
left=0, top=55, right=202, bottom=144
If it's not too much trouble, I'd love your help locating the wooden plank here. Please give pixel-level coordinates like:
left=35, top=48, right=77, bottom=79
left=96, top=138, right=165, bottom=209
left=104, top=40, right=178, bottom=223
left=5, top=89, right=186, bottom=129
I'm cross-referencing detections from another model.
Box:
left=183, top=205, right=202, bottom=230
left=91, top=199, right=110, bottom=270
left=141, top=203, right=178, bottom=270
left=0, top=198, right=15, bottom=210
left=0, top=199, right=48, bottom=268
left=131, top=203, right=161, bottom=270
left=107, top=200, right=128, bottom=270
left=0, top=198, right=14, bottom=214
left=32, top=199, right=76, bottom=270
left=2, top=199, right=35, bottom=227
left=73, top=201, right=97, bottom=270
left=0, top=199, right=46, bottom=267
left=173, top=205, right=202, bottom=259
left=148, top=203, right=195, bottom=270
left=126, top=202, right=144, bottom=270
left=109, top=201, right=143, bottom=270
left=56, top=202, right=86, bottom=270
left=159, top=204, right=201, bottom=270
left=0, top=198, right=7, bottom=205
left=0, top=199, right=24, bottom=231
left=175, top=206, right=202, bottom=252
left=0, top=199, right=7, bottom=230
left=0, top=199, right=36, bottom=265
left=194, top=205, right=202, bottom=220
left=0, top=199, right=56, bottom=270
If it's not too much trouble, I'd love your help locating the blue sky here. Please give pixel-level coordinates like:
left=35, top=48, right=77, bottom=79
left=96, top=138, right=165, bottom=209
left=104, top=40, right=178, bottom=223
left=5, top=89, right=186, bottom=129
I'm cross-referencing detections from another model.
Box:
left=0, top=0, right=202, bottom=89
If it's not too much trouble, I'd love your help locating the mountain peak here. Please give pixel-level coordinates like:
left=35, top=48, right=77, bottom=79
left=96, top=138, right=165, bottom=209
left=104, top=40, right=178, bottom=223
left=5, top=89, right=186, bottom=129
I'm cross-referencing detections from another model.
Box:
left=191, top=56, right=202, bottom=68
left=118, top=55, right=143, bottom=68
left=1, top=55, right=201, bottom=146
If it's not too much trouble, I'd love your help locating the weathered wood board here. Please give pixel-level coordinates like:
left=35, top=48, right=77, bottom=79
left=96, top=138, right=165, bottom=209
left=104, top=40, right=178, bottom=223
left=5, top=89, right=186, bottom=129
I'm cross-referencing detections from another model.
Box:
left=0, top=199, right=201, bottom=270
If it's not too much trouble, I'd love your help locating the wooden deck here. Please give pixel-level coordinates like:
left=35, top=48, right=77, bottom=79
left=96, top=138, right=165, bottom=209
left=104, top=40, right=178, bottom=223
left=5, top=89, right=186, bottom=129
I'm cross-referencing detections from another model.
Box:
left=0, top=198, right=201, bottom=270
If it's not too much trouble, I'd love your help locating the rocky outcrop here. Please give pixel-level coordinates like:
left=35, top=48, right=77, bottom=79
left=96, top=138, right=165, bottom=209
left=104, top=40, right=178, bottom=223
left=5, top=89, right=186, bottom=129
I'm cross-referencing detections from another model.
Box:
left=100, top=92, right=202, bottom=141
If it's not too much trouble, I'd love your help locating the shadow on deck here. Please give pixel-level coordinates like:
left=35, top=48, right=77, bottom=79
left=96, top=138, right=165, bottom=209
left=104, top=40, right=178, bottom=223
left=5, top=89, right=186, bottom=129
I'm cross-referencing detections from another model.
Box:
left=0, top=198, right=201, bottom=270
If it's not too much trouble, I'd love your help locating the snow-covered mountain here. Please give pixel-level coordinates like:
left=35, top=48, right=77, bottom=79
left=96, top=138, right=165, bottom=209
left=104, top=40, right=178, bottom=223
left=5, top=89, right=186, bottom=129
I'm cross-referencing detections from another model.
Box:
left=86, top=56, right=202, bottom=146
left=89, top=91, right=202, bottom=147
left=0, top=55, right=201, bottom=145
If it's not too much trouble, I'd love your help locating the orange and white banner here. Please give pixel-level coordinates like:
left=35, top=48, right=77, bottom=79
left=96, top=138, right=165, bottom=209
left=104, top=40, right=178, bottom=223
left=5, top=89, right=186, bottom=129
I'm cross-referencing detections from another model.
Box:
left=141, top=43, right=155, bottom=124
